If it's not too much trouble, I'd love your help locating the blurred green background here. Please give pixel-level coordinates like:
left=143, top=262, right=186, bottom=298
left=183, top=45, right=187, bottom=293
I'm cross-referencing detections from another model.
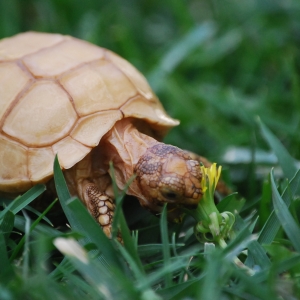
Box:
left=1, top=0, right=300, bottom=197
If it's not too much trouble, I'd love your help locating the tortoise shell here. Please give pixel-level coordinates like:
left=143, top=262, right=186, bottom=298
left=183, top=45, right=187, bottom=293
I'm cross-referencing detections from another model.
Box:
left=0, top=32, right=179, bottom=193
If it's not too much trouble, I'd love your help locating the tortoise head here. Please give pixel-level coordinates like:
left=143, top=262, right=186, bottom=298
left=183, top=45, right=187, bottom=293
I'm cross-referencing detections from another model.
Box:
left=134, top=144, right=203, bottom=218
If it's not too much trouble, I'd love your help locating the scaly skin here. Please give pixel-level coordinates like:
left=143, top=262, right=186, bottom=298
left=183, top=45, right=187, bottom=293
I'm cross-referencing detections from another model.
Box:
left=84, top=183, right=115, bottom=238
left=66, top=119, right=205, bottom=238
left=135, top=144, right=203, bottom=209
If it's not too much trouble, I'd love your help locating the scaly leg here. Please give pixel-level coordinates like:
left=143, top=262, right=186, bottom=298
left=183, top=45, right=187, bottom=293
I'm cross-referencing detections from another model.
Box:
left=83, top=182, right=115, bottom=238
left=65, top=152, right=119, bottom=239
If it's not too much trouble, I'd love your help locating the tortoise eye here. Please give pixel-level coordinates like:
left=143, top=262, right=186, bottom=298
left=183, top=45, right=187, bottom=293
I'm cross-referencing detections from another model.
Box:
left=162, top=190, right=178, bottom=200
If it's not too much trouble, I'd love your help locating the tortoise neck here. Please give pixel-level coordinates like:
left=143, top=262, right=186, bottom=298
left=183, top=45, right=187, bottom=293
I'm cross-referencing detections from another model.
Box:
left=103, top=119, right=160, bottom=196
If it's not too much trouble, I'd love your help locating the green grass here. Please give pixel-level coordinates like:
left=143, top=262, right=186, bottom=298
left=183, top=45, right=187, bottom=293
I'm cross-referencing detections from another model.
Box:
left=1, top=0, right=300, bottom=299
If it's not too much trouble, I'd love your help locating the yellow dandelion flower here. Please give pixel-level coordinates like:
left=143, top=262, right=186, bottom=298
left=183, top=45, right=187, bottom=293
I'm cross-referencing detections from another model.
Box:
left=200, top=163, right=222, bottom=197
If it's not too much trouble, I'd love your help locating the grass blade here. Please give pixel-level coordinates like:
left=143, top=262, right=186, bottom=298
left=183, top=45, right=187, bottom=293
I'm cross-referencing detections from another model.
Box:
left=217, top=193, right=245, bottom=213
left=13, top=215, right=61, bottom=238
left=247, top=240, right=271, bottom=269
left=109, top=162, right=141, bottom=266
left=160, top=204, right=172, bottom=288
left=9, top=198, right=58, bottom=262
left=270, top=169, right=300, bottom=252
left=65, top=197, right=125, bottom=271
left=53, top=156, right=72, bottom=218
left=22, top=211, right=31, bottom=279
left=0, top=233, right=12, bottom=278
left=198, top=250, right=224, bottom=300
left=258, top=118, right=297, bottom=179
left=0, top=210, right=14, bottom=238
left=232, top=215, right=271, bottom=269
left=50, top=257, right=75, bottom=281
left=0, top=184, right=46, bottom=219
left=115, top=244, right=162, bottom=300
left=258, top=169, right=300, bottom=244
left=54, top=237, right=139, bottom=299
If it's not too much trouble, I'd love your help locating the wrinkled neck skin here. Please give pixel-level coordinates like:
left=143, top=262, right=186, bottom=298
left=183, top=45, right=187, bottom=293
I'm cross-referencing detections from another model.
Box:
left=103, top=118, right=159, bottom=209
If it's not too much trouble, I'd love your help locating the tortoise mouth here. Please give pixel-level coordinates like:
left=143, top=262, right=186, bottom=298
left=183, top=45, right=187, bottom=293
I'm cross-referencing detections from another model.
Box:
left=166, top=202, right=198, bottom=210
left=152, top=196, right=200, bottom=209
left=164, top=202, right=198, bottom=223
left=183, top=203, right=198, bottom=210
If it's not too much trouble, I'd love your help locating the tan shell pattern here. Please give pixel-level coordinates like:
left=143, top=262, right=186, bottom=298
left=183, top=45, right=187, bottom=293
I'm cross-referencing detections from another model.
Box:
left=0, top=32, right=179, bottom=193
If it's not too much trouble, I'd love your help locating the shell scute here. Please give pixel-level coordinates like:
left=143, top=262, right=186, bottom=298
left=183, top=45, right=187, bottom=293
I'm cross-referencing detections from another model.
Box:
left=0, top=32, right=64, bottom=61
left=106, top=50, right=154, bottom=100
left=91, top=59, right=137, bottom=107
left=3, top=81, right=78, bottom=147
left=0, top=62, right=31, bottom=121
left=70, top=110, right=123, bottom=147
left=60, top=59, right=137, bottom=116
left=52, top=136, right=91, bottom=169
left=28, top=147, right=54, bottom=183
left=60, top=63, right=114, bottom=116
left=121, top=95, right=179, bottom=128
left=0, top=135, right=31, bottom=192
left=23, top=37, right=105, bottom=78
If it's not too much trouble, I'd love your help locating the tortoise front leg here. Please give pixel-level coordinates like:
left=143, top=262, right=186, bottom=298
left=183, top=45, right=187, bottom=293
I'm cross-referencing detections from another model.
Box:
left=82, top=182, right=115, bottom=238
left=65, top=152, right=118, bottom=239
